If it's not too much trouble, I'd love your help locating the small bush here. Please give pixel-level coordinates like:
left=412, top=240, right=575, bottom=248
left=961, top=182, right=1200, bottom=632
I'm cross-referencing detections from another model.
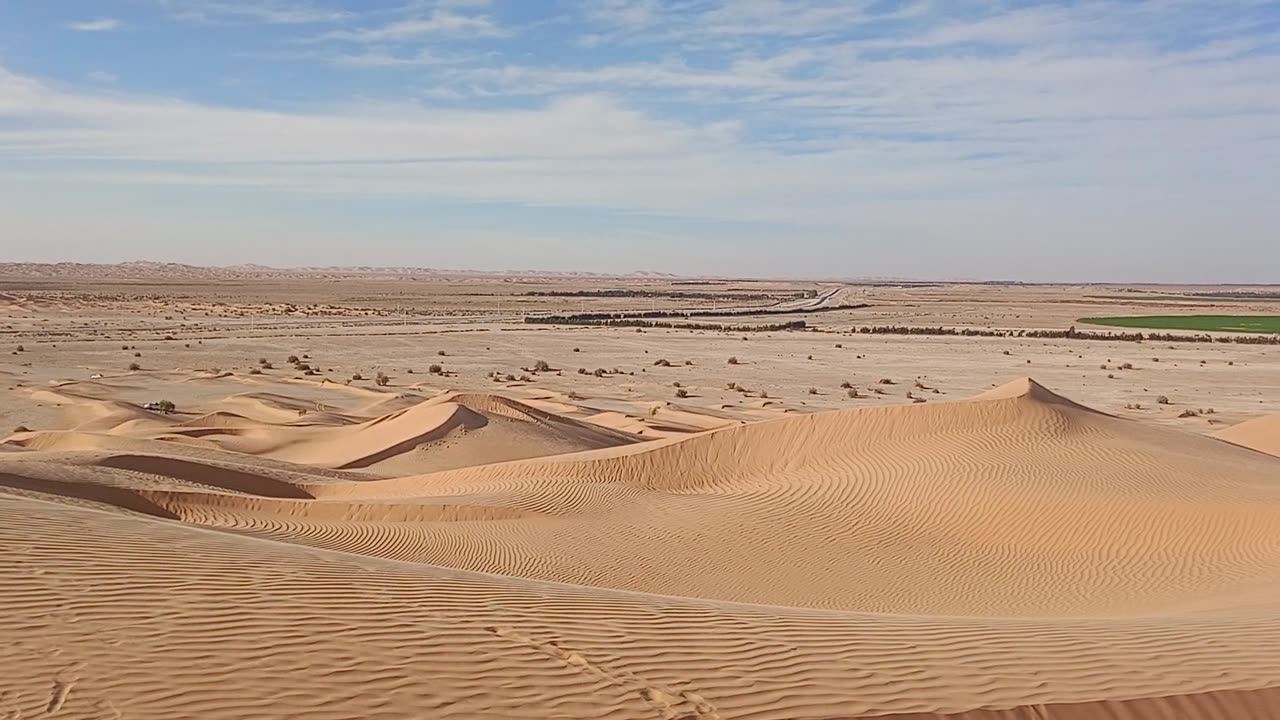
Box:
left=261, top=362, right=272, bottom=369
left=15, top=345, right=23, bottom=353
left=573, top=347, right=580, bottom=352
left=758, top=390, right=769, bottom=399
left=675, top=388, right=689, bottom=398
left=1156, top=395, right=1170, bottom=405
left=249, top=367, right=262, bottom=375
left=808, top=387, right=818, bottom=395
left=1120, top=362, right=1134, bottom=370
left=428, top=364, right=443, bottom=375
left=1107, top=373, right=1115, bottom=379
left=1152, top=357, right=1159, bottom=362
left=155, top=400, right=175, bottom=413
left=437, top=350, right=447, bottom=356
left=593, top=368, right=607, bottom=377
left=287, top=355, right=300, bottom=364
left=533, top=359, right=551, bottom=372
left=1178, top=409, right=1199, bottom=418
left=846, top=388, right=860, bottom=398
left=653, top=358, right=672, bottom=367
left=304, top=368, right=318, bottom=376
left=834, top=343, right=843, bottom=349
left=878, top=378, right=894, bottom=385
left=375, top=372, right=390, bottom=387
left=727, top=356, right=739, bottom=365
left=672, top=381, right=682, bottom=388
left=295, top=362, right=311, bottom=371
left=133, top=352, right=141, bottom=357
left=577, top=367, right=588, bottom=375
left=163, top=335, right=175, bottom=341
left=839, top=380, right=853, bottom=389
left=13, top=425, right=30, bottom=433
left=726, top=381, right=737, bottom=390
left=128, top=362, right=141, bottom=371
left=1002, top=350, right=1011, bottom=355
left=259, top=358, right=269, bottom=365
left=351, top=373, right=364, bottom=381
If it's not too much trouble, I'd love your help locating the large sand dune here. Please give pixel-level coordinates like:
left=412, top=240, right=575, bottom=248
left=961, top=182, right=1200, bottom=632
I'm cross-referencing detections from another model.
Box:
left=1, top=378, right=1278, bottom=719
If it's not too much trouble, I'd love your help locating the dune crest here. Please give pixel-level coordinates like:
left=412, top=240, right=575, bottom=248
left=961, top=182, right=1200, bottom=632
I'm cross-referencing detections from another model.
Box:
left=1, top=377, right=1278, bottom=718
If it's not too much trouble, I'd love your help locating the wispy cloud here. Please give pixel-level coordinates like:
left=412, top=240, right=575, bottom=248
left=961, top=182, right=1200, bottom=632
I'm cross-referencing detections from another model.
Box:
left=161, top=1, right=350, bottom=25
left=67, top=18, right=122, bottom=32
left=318, top=11, right=507, bottom=42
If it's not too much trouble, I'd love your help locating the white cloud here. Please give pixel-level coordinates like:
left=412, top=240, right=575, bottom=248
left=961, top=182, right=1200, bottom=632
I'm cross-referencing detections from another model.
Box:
left=319, top=11, right=506, bottom=42
left=67, top=18, right=122, bottom=32
left=162, top=1, right=350, bottom=25
left=86, top=70, right=119, bottom=83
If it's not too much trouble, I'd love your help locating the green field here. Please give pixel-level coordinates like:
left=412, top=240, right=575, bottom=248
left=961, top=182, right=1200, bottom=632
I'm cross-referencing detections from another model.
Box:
left=1079, top=315, right=1280, bottom=333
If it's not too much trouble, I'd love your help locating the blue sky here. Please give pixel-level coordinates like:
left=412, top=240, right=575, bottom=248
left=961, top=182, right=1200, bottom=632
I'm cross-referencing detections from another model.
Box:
left=1, top=0, right=1278, bottom=280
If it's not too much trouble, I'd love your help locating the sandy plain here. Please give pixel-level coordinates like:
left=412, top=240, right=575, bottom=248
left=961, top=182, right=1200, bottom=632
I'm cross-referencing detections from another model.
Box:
left=1, top=266, right=1278, bottom=719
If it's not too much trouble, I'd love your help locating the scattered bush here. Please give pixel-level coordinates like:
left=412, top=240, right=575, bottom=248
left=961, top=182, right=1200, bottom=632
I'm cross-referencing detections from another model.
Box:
left=533, top=359, right=552, bottom=372
left=154, top=400, right=176, bottom=413
left=375, top=372, right=390, bottom=387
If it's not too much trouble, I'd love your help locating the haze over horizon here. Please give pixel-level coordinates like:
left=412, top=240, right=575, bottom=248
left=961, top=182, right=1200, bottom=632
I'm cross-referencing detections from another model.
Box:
left=2, top=1, right=1278, bottom=282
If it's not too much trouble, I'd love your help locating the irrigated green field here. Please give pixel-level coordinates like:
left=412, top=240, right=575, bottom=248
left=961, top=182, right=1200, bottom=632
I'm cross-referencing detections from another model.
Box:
left=1079, top=315, right=1280, bottom=333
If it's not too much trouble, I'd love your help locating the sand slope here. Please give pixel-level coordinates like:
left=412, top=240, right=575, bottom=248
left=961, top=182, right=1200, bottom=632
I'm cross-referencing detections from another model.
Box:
left=1213, top=413, right=1280, bottom=456
left=1, top=377, right=1278, bottom=719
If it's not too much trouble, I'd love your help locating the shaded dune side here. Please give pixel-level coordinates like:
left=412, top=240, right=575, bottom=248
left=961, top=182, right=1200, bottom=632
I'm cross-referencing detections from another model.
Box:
left=222, top=391, right=645, bottom=472
left=2, top=494, right=1278, bottom=720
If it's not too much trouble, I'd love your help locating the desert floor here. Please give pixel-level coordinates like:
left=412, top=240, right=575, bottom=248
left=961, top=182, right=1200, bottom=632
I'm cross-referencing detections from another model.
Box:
left=1, top=271, right=1278, bottom=719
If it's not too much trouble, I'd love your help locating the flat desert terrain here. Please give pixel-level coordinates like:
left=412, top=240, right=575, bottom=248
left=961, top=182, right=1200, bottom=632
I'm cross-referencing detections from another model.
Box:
left=2, top=265, right=1278, bottom=719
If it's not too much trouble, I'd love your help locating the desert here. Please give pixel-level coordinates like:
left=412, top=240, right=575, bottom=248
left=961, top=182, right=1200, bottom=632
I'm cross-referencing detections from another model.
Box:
left=2, top=265, right=1278, bottom=719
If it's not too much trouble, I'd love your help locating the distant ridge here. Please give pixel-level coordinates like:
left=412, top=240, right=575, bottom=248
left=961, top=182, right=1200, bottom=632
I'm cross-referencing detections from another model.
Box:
left=0, top=261, right=683, bottom=281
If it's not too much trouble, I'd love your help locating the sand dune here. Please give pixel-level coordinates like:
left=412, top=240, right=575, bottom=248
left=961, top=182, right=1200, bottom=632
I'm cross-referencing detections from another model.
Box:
left=1, top=377, right=1278, bottom=718
left=1213, top=413, right=1280, bottom=456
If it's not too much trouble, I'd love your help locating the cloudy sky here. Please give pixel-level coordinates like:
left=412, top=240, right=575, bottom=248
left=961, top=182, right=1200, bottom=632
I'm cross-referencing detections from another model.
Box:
left=1, top=0, right=1278, bottom=280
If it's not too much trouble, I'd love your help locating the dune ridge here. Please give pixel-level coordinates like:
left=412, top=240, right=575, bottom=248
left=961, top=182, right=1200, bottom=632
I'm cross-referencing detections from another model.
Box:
left=1, top=378, right=1278, bottom=719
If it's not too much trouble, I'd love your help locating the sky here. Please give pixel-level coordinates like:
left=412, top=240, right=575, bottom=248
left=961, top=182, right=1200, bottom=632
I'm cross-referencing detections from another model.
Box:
left=0, top=0, right=1278, bottom=281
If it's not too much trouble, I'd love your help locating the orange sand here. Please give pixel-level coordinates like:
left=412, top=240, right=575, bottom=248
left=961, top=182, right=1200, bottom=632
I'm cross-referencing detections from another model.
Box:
left=2, top=378, right=1278, bottom=719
